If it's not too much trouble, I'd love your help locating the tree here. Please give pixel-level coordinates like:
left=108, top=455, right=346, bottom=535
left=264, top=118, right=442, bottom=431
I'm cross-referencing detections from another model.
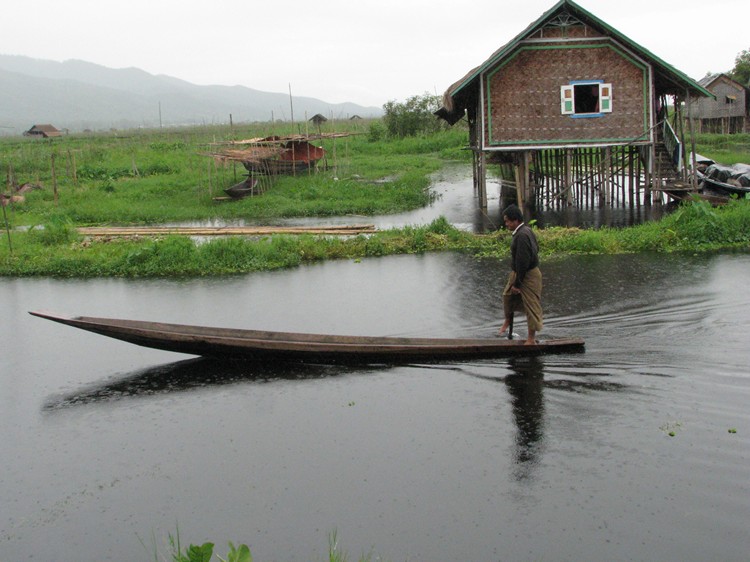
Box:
left=729, top=48, right=750, bottom=87
left=382, top=93, right=447, bottom=138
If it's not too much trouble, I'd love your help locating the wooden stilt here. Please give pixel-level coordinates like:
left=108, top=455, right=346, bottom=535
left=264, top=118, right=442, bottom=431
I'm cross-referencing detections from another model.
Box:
left=478, top=151, right=487, bottom=210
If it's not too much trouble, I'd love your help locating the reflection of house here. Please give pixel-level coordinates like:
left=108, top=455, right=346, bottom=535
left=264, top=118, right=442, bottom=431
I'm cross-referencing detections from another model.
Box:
left=23, top=124, right=63, bottom=138
left=689, top=74, right=749, bottom=134
left=436, top=0, right=712, bottom=211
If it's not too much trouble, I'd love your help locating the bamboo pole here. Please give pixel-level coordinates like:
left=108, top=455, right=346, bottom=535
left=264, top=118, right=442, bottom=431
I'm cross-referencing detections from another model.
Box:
left=685, top=88, right=698, bottom=190
left=288, top=83, right=295, bottom=130
left=568, top=151, right=574, bottom=207
left=69, top=150, right=78, bottom=186
left=77, top=224, right=377, bottom=237
left=2, top=202, right=12, bottom=254
left=51, top=153, right=58, bottom=206
left=604, top=147, right=611, bottom=207
left=514, top=152, right=526, bottom=213
left=331, top=111, right=337, bottom=177
left=628, top=147, right=635, bottom=207
left=478, top=151, right=487, bottom=210
left=207, top=158, right=212, bottom=197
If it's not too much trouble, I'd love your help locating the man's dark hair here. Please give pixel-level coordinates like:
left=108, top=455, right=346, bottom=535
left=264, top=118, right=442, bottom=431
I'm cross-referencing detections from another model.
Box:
left=503, top=204, right=523, bottom=222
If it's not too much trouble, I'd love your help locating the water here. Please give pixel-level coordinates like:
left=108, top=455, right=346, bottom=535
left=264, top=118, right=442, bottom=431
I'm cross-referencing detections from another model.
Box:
left=171, top=165, right=674, bottom=234
left=2, top=249, right=750, bottom=562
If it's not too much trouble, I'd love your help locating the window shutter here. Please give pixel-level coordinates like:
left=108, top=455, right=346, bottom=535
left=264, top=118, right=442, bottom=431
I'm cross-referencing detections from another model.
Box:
left=599, top=83, right=613, bottom=113
left=561, top=85, right=574, bottom=114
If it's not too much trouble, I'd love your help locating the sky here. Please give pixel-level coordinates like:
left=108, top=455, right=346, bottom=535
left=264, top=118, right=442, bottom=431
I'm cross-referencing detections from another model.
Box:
left=2, top=0, right=747, bottom=108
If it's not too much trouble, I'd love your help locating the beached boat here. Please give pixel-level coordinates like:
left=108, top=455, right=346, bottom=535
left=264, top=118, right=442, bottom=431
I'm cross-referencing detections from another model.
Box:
left=30, top=311, right=585, bottom=363
left=224, top=177, right=259, bottom=198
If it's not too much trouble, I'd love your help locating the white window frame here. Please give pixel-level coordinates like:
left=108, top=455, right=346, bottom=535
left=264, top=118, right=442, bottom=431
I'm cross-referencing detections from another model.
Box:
left=560, top=81, right=612, bottom=117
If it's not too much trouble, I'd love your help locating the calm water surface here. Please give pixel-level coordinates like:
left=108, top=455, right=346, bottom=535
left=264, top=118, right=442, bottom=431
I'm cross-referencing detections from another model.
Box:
left=2, top=249, right=749, bottom=562
left=175, top=165, right=672, bottom=233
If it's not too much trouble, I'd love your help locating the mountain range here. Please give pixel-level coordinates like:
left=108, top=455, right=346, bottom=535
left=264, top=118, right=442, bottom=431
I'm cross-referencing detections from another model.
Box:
left=0, top=54, right=382, bottom=135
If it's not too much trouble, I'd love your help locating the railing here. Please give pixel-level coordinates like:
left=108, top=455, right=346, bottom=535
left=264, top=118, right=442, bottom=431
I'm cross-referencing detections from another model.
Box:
left=662, top=119, right=682, bottom=173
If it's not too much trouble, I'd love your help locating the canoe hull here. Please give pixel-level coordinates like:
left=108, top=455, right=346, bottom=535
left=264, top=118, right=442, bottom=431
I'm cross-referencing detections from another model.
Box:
left=30, top=311, right=585, bottom=363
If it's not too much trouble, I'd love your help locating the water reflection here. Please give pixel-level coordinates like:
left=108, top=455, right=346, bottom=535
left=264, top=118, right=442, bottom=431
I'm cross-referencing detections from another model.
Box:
left=5, top=251, right=750, bottom=562
left=461, top=355, right=628, bottom=482
left=42, top=358, right=370, bottom=411
left=505, top=357, right=545, bottom=480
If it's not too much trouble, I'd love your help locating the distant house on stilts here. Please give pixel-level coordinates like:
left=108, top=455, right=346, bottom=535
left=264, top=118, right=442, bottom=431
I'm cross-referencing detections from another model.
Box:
left=435, top=0, right=713, bottom=212
left=309, top=114, right=328, bottom=127
left=689, top=73, right=749, bottom=135
left=23, top=124, right=63, bottom=138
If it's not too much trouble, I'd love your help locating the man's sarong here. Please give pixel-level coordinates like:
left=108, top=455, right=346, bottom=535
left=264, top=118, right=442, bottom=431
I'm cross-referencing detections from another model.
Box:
left=502, top=267, right=543, bottom=332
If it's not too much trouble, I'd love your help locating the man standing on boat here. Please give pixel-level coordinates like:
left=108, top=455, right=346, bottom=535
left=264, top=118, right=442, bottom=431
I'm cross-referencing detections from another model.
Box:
left=498, top=204, right=543, bottom=345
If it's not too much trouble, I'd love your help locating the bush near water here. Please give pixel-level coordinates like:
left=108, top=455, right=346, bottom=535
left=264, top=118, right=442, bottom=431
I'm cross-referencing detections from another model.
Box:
left=1, top=120, right=749, bottom=277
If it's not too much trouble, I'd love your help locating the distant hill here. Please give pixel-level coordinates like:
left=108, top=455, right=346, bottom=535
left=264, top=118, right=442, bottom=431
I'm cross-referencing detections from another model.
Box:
left=0, top=54, right=382, bottom=135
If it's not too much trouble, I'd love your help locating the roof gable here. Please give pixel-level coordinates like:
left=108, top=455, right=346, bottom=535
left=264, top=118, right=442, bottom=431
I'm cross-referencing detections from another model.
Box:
left=698, top=73, right=748, bottom=93
left=441, top=0, right=712, bottom=119
left=30, top=124, right=60, bottom=132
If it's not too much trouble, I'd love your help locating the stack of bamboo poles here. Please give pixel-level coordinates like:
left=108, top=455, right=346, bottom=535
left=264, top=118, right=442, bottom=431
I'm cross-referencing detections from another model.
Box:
left=77, top=224, right=377, bottom=237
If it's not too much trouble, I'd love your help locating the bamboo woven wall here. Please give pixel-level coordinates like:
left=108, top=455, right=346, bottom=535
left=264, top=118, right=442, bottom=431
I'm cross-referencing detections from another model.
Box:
left=484, top=42, right=649, bottom=146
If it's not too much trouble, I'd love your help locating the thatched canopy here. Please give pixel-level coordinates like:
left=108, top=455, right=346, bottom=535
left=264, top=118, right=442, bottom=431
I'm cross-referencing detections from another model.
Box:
left=206, top=133, right=353, bottom=171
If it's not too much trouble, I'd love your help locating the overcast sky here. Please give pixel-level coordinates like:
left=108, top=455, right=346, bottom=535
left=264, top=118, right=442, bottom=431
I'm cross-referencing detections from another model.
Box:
left=3, top=0, right=747, bottom=108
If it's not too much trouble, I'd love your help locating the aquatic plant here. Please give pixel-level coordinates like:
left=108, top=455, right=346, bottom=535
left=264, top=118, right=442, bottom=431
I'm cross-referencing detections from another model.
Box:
left=159, top=529, right=378, bottom=562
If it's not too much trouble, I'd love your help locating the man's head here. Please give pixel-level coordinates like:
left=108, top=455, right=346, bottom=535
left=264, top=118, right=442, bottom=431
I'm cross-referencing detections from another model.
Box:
left=503, top=204, right=523, bottom=230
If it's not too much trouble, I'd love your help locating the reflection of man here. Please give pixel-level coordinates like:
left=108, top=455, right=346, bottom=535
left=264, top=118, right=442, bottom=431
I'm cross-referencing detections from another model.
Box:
left=498, top=204, right=543, bottom=344
left=505, top=357, right=545, bottom=480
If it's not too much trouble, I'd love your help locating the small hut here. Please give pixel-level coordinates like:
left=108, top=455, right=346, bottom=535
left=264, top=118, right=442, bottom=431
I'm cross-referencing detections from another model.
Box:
left=689, top=74, right=749, bottom=134
left=309, top=114, right=328, bottom=126
left=23, top=124, right=62, bottom=138
left=436, top=0, right=713, bottom=212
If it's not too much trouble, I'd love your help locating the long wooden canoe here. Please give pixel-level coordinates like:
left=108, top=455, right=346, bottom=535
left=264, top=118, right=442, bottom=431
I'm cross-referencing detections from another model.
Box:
left=30, top=311, right=585, bottom=363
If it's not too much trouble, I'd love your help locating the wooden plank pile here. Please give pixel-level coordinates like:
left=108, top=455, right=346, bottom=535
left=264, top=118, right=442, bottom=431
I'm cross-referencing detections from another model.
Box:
left=77, top=224, right=377, bottom=237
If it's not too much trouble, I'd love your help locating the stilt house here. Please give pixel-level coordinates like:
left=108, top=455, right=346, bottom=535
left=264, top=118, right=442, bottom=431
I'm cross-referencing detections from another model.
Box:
left=309, top=114, right=328, bottom=126
left=23, top=124, right=62, bottom=138
left=436, top=0, right=713, bottom=211
left=689, top=74, right=749, bottom=134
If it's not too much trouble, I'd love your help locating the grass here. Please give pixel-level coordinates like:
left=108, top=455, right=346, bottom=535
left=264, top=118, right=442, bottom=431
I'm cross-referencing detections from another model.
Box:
left=3, top=197, right=750, bottom=278
left=691, top=132, right=750, bottom=165
left=2, top=123, right=750, bottom=278
left=1, top=121, right=470, bottom=225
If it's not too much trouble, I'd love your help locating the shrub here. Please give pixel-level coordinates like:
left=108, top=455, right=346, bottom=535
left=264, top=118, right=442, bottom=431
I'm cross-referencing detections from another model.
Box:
left=382, top=93, right=448, bottom=138
left=367, top=120, right=386, bottom=142
left=30, top=217, right=80, bottom=246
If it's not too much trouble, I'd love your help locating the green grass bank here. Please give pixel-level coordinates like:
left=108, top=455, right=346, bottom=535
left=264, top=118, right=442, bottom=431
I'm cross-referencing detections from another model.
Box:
left=0, top=121, right=468, bottom=225
left=1, top=126, right=749, bottom=278
left=2, top=199, right=750, bottom=278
